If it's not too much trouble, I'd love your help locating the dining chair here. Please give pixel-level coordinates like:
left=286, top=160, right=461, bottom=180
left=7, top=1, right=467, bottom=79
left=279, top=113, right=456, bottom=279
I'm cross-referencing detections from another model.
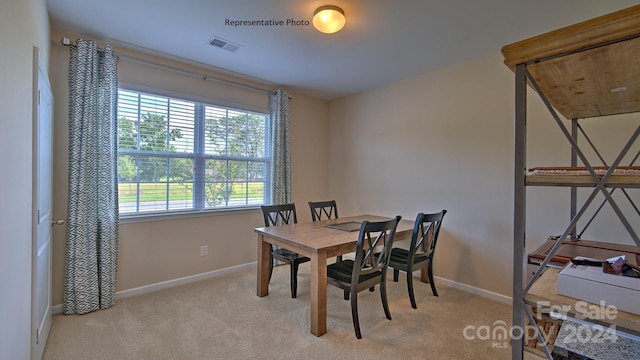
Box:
left=326, top=216, right=401, bottom=339
left=388, top=210, right=447, bottom=309
left=260, top=203, right=310, bottom=298
left=308, top=200, right=339, bottom=221
left=308, top=200, right=342, bottom=262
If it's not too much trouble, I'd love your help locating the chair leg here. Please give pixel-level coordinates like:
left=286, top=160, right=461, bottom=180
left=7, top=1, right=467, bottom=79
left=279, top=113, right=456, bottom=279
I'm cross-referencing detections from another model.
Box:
left=428, top=262, right=438, bottom=297
left=350, top=290, right=362, bottom=339
left=337, top=255, right=343, bottom=262
left=343, top=290, right=349, bottom=300
left=290, top=262, right=299, bottom=298
left=407, top=270, right=417, bottom=309
left=380, top=278, right=392, bottom=320
left=393, top=268, right=399, bottom=282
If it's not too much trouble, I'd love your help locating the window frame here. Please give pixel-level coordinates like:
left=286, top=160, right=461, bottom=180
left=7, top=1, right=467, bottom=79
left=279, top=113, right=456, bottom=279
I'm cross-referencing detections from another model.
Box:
left=116, top=84, right=271, bottom=221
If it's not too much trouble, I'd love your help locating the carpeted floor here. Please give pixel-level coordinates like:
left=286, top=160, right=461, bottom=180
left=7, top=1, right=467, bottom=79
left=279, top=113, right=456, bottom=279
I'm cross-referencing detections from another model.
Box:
left=43, top=264, right=539, bottom=359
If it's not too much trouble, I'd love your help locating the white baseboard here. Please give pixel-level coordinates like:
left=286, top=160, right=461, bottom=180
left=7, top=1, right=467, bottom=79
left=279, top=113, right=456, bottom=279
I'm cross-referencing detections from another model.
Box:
left=52, top=263, right=511, bottom=315
left=426, top=274, right=512, bottom=305
left=52, top=304, right=62, bottom=315
left=52, top=262, right=256, bottom=315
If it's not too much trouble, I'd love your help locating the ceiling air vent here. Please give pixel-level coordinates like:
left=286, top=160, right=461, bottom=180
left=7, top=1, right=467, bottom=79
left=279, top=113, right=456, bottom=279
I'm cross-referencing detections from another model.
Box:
left=208, top=36, right=243, bottom=53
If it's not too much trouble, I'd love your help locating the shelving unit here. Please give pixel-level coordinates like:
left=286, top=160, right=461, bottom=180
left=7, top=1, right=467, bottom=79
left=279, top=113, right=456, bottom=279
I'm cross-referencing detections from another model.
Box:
left=502, top=5, right=640, bottom=359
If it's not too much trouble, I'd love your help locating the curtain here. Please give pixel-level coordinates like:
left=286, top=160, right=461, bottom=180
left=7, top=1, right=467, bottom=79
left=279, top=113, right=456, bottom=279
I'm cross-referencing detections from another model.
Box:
left=268, top=89, right=292, bottom=205
left=64, top=40, right=119, bottom=315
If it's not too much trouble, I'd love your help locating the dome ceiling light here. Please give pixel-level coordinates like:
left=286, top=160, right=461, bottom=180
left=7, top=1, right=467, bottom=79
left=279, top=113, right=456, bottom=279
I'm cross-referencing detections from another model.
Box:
left=312, top=5, right=346, bottom=34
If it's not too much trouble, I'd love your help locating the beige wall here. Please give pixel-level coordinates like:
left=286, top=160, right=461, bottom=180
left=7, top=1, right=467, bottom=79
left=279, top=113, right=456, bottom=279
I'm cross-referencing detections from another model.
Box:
left=329, top=52, right=639, bottom=297
left=48, top=29, right=638, bottom=307
left=0, top=0, right=50, bottom=357
left=49, top=32, right=330, bottom=304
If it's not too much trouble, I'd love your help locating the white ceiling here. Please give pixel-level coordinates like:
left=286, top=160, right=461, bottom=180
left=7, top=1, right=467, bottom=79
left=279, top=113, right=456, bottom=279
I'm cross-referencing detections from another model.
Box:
left=45, top=0, right=638, bottom=100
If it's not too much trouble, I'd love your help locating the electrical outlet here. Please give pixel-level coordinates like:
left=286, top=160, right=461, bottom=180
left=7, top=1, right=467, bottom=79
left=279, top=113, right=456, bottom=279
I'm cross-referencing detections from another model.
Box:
left=200, top=245, right=209, bottom=257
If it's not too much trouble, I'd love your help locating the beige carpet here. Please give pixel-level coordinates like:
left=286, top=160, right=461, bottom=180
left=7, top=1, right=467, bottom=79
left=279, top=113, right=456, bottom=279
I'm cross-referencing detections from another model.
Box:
left=43, top=264, right=538, bottom=360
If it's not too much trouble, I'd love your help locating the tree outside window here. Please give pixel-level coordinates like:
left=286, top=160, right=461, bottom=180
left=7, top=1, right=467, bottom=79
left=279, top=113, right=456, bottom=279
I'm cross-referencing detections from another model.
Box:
left=116, top=89, right=269, bottom=215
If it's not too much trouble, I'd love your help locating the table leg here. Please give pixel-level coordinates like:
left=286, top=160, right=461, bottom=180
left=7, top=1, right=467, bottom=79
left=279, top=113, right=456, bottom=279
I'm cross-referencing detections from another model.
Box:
left=257, top=234, right=271, bottom=297
left=310, top=251, right=327, bottom=336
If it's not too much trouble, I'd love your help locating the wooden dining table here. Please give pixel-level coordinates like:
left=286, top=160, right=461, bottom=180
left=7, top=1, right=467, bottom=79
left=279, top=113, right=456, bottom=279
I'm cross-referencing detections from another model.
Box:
left=255, top=214, right=417, bottom=336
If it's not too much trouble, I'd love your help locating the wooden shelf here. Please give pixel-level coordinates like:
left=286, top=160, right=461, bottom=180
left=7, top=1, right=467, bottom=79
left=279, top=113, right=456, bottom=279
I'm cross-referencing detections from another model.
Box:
left=526, top=174, right=640, bottom=187
left=528, top=238, right=640, bottom=267
left=502, top=5, right=640, bottom=69
left=502, top=5, right=640, bottom=119
left=526, top=267, right=640, bottom=334
left=525, top=166, right=640, bottom=187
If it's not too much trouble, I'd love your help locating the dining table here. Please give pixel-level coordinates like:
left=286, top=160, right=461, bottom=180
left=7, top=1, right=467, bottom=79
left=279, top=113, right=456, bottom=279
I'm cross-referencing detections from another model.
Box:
left=255, top=214, right=418, bottom=336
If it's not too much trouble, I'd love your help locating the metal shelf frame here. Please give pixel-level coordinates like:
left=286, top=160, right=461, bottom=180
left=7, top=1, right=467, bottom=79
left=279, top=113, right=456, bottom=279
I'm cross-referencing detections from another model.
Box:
left=511, top=63, right=640, bottom=359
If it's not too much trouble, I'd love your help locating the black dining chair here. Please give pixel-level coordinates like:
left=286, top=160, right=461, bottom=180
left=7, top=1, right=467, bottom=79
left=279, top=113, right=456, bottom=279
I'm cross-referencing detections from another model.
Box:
left=261, top=203, right=310, bottom=298
left=308, top=200, right=339, bottom=221
left=326, top=216, right=401, bottom=339
left=388, top=210, right=447, bottom=309
left=308, top=200, right=342, bottom=262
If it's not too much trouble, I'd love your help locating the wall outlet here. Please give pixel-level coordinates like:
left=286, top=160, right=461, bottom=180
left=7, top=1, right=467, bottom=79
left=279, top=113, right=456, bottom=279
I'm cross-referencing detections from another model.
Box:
left=200, top=245, right=209, bottom=257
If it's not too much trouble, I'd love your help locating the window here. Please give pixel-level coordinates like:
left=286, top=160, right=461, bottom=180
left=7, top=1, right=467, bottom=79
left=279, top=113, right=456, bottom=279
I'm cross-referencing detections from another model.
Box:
left=117, top=88, right=270, bottom=216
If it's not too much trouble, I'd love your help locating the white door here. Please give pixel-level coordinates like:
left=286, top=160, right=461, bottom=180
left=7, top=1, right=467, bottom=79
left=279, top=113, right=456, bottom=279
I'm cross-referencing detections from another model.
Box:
left=32, top=47, right=53, bottom=360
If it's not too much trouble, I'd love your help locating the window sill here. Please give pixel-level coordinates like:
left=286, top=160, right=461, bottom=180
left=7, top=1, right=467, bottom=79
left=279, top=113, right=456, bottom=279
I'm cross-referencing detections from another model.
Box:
left=119, top=206, right=262, bottom=224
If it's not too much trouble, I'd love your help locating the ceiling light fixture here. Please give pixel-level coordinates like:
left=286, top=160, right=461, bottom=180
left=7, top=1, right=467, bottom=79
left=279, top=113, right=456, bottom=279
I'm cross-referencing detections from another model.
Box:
left=312, top=5, right=346, bottom=34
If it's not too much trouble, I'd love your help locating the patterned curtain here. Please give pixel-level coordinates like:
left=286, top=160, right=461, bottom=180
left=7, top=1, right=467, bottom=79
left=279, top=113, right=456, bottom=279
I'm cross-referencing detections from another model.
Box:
left=268, top=89, right=291, bottom=205
left=64, top=40, right=119, bottom=315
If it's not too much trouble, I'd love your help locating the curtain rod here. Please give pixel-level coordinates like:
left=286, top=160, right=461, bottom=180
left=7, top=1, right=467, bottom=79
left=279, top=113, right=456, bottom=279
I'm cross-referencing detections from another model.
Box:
left=60, top=37, right=287, bottom=98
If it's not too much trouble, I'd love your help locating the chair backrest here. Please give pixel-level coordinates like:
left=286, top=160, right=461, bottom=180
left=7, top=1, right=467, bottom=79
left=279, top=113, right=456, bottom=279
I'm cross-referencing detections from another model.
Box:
left=308, top=200, right=339, bottom=221
left=352, top=216, right=402, bottom=280
left=410, top=210, right=447, bottom=260
left=261, top=204, right=298, bottom=227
